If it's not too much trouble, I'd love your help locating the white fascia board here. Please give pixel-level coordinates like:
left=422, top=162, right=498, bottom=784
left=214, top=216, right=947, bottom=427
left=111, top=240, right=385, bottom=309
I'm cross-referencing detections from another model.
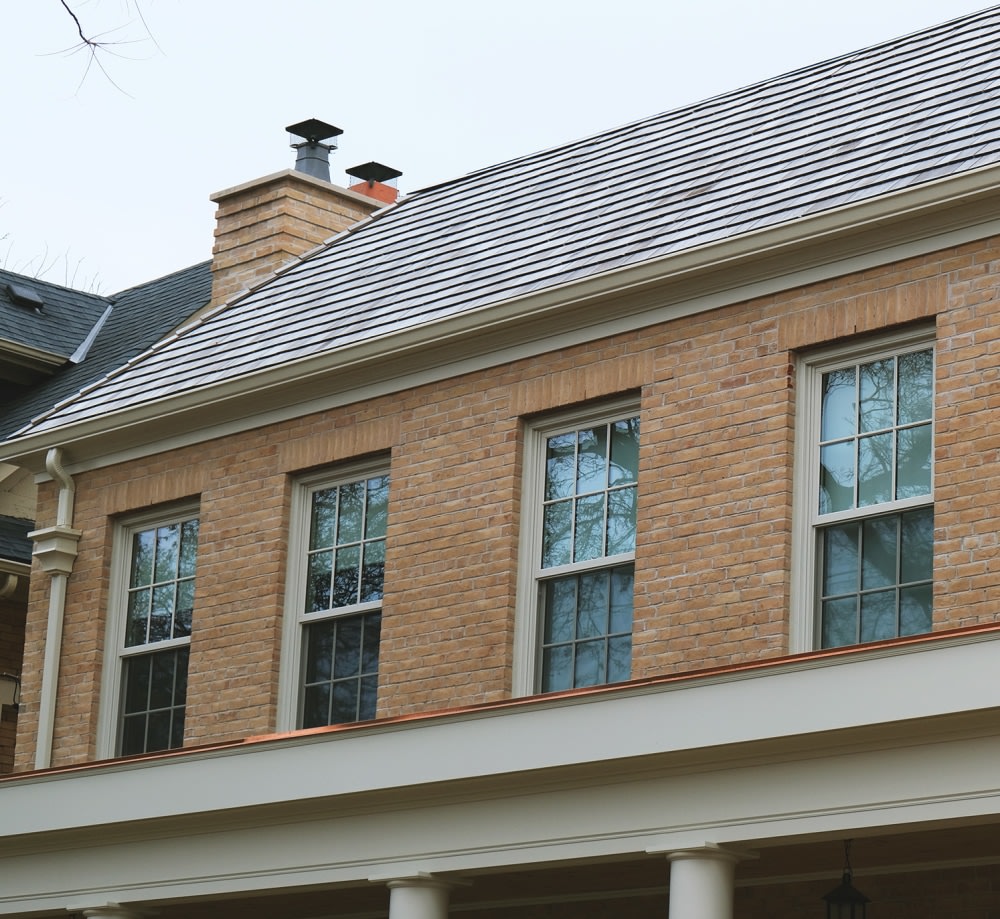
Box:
left=6, top=163, right=1000, bottom=474
left=4, top=629, right=1000, bottom=840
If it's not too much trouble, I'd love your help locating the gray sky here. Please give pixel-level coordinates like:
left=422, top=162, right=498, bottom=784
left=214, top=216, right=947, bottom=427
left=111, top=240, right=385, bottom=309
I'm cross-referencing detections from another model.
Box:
left=2, top=1, right=993, bottom=293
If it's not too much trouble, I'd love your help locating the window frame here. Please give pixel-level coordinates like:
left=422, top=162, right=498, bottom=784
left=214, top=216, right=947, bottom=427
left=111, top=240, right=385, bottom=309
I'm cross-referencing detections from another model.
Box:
left=512, top=396, right=641, bottom=696
left=789, top=325, right=935, bottom=652
left=97, top=501, right=200, bottom=759
left=278, top=459, right=390, bottom=731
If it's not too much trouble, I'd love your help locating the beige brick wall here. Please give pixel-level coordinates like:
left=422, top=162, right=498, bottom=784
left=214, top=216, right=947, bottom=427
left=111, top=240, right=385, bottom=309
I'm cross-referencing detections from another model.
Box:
left=14, top=236, right=1000, bottom=770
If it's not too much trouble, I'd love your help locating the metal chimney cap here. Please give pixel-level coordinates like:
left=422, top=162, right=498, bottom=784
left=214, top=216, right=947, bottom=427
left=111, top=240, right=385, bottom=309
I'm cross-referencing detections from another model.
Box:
left=286, top=119, right=343, bottom=144
left=346, top=161, right=403, bottom=184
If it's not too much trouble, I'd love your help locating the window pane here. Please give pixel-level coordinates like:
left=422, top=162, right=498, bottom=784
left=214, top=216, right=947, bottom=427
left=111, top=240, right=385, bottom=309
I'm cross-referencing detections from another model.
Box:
left=541, top=500, right=572, bottom=568
left=820, top=368, right=857, bottom=441
left=334, top=616, right=363, bottom=678
left=861, top=516, right=897, bottom=590
left=332, top=544, right=361, bottom=608
left=576, top=570, right=610, bottom=640
left=337, top=480, right=365, bottom=544
left=120, top=714, right=147, bottom=757
left=545, top=432, right=576, bottom=501
left=130, top=530, right=155, bottom=587
left=305, top=620, right=334, bottom=683
left=576, top=425, right=608, bottom=494
left=609, top=418, right=640, bottom=485
left=896, top=424, right=932, bottom=499
left=332, top=680, right=359, bottom=724
left=900, top=583, right=933, bottom=635
left=149, top=584, right=175, bottom=643
left=608, top=634, right=632, bottom=683
left=365, top=476, right=389, bottom=539
left=860, top=589, right=897, bottom=643
left=174, top=578, right=195, bottom=638
left=574, top=640, right=606, bottom=687
left=543, top=577, right=576, bottom=644
left=819, top=441, right=854, bottom=513
left=310, top=488, right=337, bottom=550
left=541, top=646, right=573, bottom=693
left=360, top=540, right=386, bottom=603
left=126, top=588, right=150, bottom=647
left=154, top=524, right=180, bottom=583
left=858, top=358, right=894, bottom=433
left=178, top=519, right=199, bottom=578
left=857, top=432, right=893, bottom=506
left=900, top=506, right=934, bottom=583
left=123, top=655, right=151, bottom=714
left=148, top=650, right=176, bottom=709
left=821, top=596, right=857, bottom=648
left=359, top=675, right=378, bottom=721
left=302, top=683, right=331, bottom=729
left=609, top=566, right=634, bottom=634
left=607, top=486, right=637, bottom=555
left=822, top=523, right=858, bottom=597
left=898, top=349, right=933, bottom=424
left=573, top=493, right=606, bottom=562
left=306, top=552, right=332, bottom=612
left=362, top=613, right=382, bottom=673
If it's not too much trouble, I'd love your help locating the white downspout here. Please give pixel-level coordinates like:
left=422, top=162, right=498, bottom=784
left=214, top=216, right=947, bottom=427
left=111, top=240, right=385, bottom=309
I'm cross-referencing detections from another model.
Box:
left=28, top=447, right=82, bottom=770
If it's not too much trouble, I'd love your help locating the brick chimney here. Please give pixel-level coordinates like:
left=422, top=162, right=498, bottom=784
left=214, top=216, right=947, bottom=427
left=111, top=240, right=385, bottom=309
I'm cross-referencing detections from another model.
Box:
left=209, top=121, right=400, bottom=306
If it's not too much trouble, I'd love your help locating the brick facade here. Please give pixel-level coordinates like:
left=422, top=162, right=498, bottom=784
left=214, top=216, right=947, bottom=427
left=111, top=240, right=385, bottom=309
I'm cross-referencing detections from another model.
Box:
left=13, top=236, right=1000, bottom=771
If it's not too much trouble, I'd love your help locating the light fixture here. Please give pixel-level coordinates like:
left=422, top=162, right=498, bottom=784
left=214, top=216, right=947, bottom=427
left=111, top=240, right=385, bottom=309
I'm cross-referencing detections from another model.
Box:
left=0, top=672, right=21, bottom=709
left=823, top=840, right=870, bottom=919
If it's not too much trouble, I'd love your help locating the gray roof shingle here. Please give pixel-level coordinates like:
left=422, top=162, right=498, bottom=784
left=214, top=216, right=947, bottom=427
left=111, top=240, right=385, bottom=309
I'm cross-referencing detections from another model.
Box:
left=9, top=6, right=1000, bottom=438
left=0, top=262, right=212, bottom=438
left=0, top=515, right=33, bottom=564
left=0, top=271, right=109, bottom=360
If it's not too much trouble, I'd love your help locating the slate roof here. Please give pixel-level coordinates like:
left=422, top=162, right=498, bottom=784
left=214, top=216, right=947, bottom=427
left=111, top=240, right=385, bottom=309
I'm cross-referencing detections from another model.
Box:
left=0, top=270, right=109, bottom=360
left=0, top=262, right=212, bottom=438
left=0, top=515, right=33, bottom=565
left=7, top=6, right=1000, bottom=440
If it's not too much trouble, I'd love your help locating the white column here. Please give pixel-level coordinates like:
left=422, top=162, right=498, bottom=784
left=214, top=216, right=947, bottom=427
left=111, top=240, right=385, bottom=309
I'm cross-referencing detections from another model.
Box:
left=667, top=846, right=740, bottom=919
left=386, top=876, right=451, bottom=919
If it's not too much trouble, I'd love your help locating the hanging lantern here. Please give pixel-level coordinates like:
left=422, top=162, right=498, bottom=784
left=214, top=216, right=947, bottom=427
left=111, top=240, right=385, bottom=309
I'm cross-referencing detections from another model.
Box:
left=822, top=840, right=870, bottom=919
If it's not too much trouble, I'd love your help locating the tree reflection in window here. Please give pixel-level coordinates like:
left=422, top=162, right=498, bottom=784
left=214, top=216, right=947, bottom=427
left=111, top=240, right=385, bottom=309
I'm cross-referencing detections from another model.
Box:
left=815, top=345, right=934, bottom=648
left=301, top=474, right=387, bottom=727
left=539, top=416, right=639, bottom=690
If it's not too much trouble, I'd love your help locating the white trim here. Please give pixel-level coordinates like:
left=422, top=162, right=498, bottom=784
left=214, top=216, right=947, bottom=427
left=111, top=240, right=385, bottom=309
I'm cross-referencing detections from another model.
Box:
left=277, top=458, right=390, bottom=732
left=95, top=501, right=200, bottom=759
left=512, top=397, right=641, bottom=696
left=788, top=326, right=935, bottom=652
left=7, top=203, right=1000, bottom=478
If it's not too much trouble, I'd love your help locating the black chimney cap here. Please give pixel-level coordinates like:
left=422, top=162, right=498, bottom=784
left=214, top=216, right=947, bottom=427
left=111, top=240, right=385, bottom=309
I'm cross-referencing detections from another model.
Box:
left=286, top=119, right=343, bottom=144
left=346, top=161, right=403, bottom=184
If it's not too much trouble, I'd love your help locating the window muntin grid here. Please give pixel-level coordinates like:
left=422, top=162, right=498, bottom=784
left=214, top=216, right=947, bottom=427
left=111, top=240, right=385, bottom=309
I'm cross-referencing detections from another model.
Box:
left=819, top=348, right=933, bottom=515
left=299, top=473, right=388, bottom=727
left=537, top=416, right=639, bottom=690
left=814, top=345, right=933, bottom=648
left=118, top=516, right=199, bottom=756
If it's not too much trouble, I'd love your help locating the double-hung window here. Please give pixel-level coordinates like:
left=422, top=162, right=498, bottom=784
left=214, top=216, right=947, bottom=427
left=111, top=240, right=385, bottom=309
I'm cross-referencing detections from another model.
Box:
left=792, top=329, right=934, bottom=650
left=281, top=465, right=388, bottom=729
left=514, top=400, right=640, bottom=695
left=100, top=505, right=200, bottom=757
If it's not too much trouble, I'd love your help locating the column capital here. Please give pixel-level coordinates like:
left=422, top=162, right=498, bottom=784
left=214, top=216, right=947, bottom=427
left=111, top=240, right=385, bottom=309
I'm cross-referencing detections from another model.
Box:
left=666, top=843, right=749, bottom=865
left=72, top=904, right=149, bottom=919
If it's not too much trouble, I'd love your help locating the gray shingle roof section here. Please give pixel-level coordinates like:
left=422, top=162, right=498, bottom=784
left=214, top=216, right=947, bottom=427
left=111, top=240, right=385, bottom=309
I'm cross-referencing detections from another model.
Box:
left=0, top=515, right=33, bottom=564
left=0, top=270, right=109, bottom=360
left=0, top=262, right=212, bottom=438
left=11, top=6, right=1000, bottom=437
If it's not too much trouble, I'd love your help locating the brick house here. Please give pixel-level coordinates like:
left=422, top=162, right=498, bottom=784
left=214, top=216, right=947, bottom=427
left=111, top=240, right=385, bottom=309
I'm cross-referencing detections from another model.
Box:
left=2, top=9, right=1000, bottom=919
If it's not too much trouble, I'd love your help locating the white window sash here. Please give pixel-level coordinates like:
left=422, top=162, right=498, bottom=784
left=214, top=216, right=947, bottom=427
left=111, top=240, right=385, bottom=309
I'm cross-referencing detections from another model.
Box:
left=513, top=396, right=641, bottom=697
left=789, top=326, right=934, bottom=653
left=277, top=459, right=390, bottom=732
left=96, top=501, right=200, bottom=759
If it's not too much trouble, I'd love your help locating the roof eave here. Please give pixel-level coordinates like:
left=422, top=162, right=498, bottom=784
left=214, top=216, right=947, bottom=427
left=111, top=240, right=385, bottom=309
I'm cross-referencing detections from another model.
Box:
left=6, top=162, right=1000, bottom=474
